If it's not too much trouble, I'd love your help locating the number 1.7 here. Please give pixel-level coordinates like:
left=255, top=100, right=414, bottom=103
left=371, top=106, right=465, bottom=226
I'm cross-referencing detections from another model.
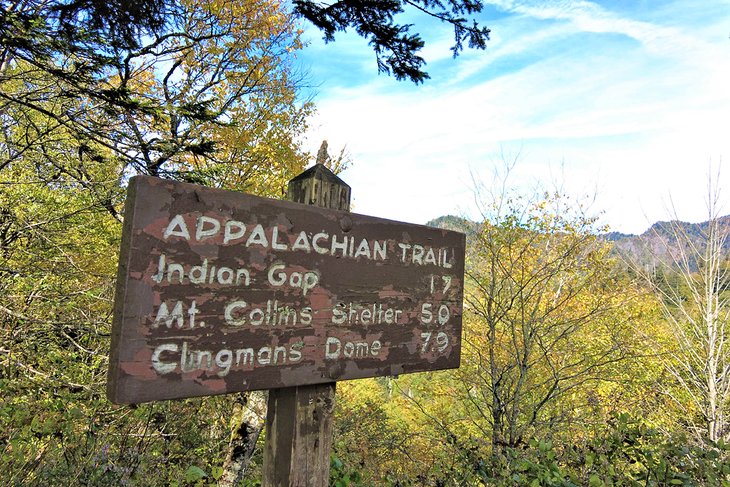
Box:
left=430, top=275, right=452, bottom=294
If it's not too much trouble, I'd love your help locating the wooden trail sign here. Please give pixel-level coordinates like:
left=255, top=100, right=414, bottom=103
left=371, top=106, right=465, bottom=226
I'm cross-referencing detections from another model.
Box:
left=107, top=175, right=465, bottom=404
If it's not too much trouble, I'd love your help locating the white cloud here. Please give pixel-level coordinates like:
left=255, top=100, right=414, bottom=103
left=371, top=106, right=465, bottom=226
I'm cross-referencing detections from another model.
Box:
left=299, top=1, right=730, bottom=233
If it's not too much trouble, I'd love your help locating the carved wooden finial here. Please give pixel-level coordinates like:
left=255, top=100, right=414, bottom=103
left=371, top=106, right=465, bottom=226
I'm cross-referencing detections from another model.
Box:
left=287, top=164, right=351, bottom=211
left=315, top=140, right=329, bottom=166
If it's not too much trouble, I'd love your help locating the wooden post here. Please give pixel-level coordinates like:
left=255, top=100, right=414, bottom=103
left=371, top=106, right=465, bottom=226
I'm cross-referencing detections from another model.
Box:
left=262, top=163, right=351, bottom=486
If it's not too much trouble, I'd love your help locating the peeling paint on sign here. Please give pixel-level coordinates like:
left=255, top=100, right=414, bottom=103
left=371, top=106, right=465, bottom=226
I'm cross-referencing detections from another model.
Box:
left=107, top=176, right=465, bottom=404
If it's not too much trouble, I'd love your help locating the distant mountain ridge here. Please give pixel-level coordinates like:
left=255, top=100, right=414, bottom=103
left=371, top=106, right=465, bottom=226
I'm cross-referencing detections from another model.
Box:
left=426, top=214, right=730, bottom=268
left=605, top=215, right=730, bottom=268
left=606, top=215, right=730, bottom=240
left=425, top=215, right=475, bottom=233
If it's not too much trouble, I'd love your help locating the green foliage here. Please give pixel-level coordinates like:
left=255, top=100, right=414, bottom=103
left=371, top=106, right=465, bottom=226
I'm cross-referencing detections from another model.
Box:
left=330, top=455, right=364, bottom=487
left=326, top=406, right=730, bottom=486
left=547, top=413, right=730, bottom=487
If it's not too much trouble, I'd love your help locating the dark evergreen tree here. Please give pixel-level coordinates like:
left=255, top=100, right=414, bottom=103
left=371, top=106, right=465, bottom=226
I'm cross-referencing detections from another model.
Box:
left=294, top=0, right=491, bottom=83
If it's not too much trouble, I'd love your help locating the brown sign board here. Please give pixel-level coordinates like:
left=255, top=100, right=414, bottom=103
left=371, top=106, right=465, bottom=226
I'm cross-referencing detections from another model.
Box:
left=107, top=176, right=465, bottom=404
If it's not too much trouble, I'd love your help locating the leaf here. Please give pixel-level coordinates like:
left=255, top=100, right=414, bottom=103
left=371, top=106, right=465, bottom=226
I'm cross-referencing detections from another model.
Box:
left=331, top=456, right=344, bottom=470
left=185, top=466, right=207, bottom=482
left=211, top=466, right=224, bottom=480
left=589, top=474, right=603, bottom=487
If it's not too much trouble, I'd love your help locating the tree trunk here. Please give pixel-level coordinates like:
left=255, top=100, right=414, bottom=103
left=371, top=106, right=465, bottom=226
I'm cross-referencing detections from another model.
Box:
left=219, top=391, right=267, bottom=487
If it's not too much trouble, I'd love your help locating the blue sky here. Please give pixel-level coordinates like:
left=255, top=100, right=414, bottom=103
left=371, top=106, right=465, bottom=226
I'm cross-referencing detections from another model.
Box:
left=294, top=1, right=730, bottom=234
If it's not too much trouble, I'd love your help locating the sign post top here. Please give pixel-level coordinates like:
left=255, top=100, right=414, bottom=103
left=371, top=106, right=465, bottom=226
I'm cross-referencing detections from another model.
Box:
left=287, top=163, right=351, bottom=211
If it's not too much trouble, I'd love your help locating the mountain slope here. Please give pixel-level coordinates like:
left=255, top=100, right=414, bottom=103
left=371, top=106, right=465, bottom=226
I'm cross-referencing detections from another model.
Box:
left=426, top=214, right=730, bottom=270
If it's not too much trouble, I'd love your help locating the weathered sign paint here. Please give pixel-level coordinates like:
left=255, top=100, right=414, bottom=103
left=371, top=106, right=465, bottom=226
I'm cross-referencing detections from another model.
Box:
left=107, top=176, right=465, bottom=403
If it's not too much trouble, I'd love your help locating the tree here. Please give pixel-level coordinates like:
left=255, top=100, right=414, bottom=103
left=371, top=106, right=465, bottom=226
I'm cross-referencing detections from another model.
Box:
left=3, top=0, right=491, bottom=92
left=1, top=0, right=167, bottom=58
left=1, top=0, right=169, bottom=169
left=293, top=0, right=491, bottom=83
left=458, top=189, right=650, bottom=452
left=2, top=0, right=312, bottom=197
left=0, top=1, right=313, bottom=483
left=635, top=175, right=730, bottom=443
left=339, top=174, right=664, bottom=484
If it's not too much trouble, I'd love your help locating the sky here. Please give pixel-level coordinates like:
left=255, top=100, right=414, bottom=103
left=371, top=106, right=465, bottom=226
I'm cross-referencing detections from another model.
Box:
left=293, top=1, right=730, bottom=235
